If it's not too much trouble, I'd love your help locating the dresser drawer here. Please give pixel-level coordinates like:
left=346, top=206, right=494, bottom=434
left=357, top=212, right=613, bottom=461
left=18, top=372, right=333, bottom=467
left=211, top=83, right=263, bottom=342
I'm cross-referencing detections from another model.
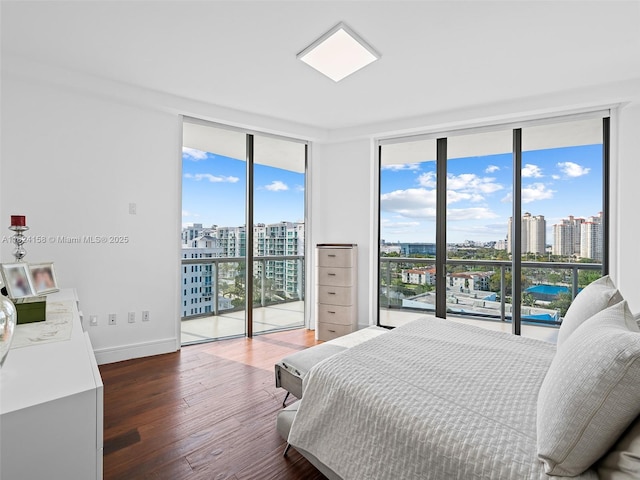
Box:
left=317, top=266, right=354, bottom=287
left=318, top=285, right=354, bottom=306
left=317, top=248, right=355, bottom=268
left=317, top=322, right=354, bottom=342
left=317, top=304, right=355, bottom=326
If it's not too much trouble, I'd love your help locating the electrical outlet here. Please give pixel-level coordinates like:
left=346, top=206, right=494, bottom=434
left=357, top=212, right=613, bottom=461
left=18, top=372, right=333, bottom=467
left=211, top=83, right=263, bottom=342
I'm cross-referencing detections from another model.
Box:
left=108, top=313, right=117, bottom=325
left=142, top=310, right=150, bottom=322
left=128, top=311, right=135, bottom=323
left=90, top=315, right=98, bottom=326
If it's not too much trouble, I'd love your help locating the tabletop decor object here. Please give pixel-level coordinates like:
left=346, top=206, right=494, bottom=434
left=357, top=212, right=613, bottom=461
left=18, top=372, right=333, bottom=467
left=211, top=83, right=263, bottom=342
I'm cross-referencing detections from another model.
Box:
left=9, top=215, right=29, bottom=262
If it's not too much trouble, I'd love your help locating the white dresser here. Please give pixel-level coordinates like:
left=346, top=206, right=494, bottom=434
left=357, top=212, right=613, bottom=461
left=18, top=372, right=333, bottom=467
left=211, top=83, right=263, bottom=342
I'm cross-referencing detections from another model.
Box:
left=0, top=289, right=103, bottom=480
left=316, top=244, right=358, bottom=341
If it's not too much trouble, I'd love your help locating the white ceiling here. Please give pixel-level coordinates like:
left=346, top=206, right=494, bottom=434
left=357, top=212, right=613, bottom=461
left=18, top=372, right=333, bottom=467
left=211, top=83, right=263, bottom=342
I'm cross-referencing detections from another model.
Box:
left=2, top=1, right=640, bottom=130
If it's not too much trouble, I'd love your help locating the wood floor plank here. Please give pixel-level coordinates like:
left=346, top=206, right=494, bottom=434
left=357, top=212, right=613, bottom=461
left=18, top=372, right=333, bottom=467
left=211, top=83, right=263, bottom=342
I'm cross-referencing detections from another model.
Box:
left=100, top=328, right=324, bottom=480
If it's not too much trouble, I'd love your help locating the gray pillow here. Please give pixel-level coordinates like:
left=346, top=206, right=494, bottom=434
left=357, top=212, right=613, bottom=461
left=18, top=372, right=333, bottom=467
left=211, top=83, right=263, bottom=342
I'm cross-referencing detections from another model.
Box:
left=598, top=415, right=640, bottom=480
left=537, top=301, right=640, bottom=476
left=557, top=275, right=623, bottom=347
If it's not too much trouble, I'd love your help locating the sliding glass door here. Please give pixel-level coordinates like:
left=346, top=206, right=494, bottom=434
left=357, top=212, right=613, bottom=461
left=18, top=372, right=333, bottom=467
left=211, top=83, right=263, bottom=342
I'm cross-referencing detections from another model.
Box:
left=378, top=113, right=609, bottom=335
left=181, top=119, right=307, bottom=345
left=252, top=134, right=306, bottom=335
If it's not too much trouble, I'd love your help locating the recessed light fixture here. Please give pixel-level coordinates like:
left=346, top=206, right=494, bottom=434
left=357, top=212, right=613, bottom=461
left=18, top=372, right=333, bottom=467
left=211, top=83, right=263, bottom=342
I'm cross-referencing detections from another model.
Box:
left=297, top=22, right=381, bottom=82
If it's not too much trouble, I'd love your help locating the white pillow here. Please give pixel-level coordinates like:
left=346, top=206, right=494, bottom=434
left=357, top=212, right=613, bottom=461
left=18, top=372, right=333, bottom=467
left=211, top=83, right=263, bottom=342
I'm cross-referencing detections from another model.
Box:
left=598, top=415, right=640, bottom=480
left=557, top=275, right=623, bottom=347
left=537, top=301, right=640, bottom=476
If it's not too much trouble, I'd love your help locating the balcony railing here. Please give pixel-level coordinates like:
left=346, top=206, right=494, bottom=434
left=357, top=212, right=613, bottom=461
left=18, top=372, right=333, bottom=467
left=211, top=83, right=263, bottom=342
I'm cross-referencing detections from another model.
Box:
left=380, top=257, right=602, bottom=326
left=181, top=255, right=304, bottom=320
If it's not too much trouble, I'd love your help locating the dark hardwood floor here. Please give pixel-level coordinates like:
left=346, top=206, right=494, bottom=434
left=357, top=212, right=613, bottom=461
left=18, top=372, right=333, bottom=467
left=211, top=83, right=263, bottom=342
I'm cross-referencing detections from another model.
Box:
left=99, top=328, right=327, bottom=480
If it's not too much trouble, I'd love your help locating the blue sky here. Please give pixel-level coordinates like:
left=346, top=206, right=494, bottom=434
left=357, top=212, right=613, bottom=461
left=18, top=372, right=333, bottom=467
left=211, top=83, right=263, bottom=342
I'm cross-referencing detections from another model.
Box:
left=183, top=144, right=602, bottom=245
left=182, top=148, right=305, bottom=227
left=381, top=144, right=603, bottom=244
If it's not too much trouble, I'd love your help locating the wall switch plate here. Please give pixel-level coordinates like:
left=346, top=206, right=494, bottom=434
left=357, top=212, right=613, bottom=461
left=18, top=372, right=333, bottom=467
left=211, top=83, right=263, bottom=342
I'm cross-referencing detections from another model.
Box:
left=129, top=202, right=137, bottom=215
left=128, top=311, right=135, bottom=323
left=90, top=315, right=98, bottom=326
left=108, top=313, right=117, bottom=325
left=142, top=310, right=150, bottom=322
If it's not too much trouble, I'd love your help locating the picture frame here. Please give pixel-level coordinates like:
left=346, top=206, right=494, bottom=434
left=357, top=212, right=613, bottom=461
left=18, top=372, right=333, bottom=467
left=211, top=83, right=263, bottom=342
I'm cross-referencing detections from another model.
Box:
left=0, top=263, right=36, bottom=299
left=28, top=262, right=59, bottom=295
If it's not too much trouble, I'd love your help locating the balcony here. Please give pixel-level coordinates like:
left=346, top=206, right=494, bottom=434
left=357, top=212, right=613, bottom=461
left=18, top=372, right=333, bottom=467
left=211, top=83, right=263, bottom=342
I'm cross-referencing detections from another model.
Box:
left=380, top=256, right=602, bottom=340
left=181, top=255, right=305, bottom=345
left=182, top=254, right=601, bottom=346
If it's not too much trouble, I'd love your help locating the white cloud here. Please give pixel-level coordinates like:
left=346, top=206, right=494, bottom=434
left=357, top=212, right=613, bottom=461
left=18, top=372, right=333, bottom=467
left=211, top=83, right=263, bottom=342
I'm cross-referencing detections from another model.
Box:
left=418, top=172, right=503, bottom=196
left=381, top=187, right=498, bottom=221
left=381, top=188, right=437, bottom=219
left=382, top=163, right=421, bottom=171
left=485, top=165, right=500, bottom=173
left=551, top=174, right=561, bottom=180
left=264, top=180, right=289, bottom=192
left=184, top=173, right=239, bottom=183
left=522, top=164, right=543, bottom=178
left=295, top=184, right=305, bottom=192
left=522, top=183, right=555, bottom=203
left=447, top=208, right=499, bottom=221
left=447, top=173, right=503, bottom=195
left=181, top=210, right=199, bottom=218
left=417, top=172, right=436, bottom=188
left=182, top=147, right=208, bottom=161
left=447, top=190, right=485, bottom=204
left=557, top=161, right=590, bottom=177
left=381, top=219, right=421, bottom=231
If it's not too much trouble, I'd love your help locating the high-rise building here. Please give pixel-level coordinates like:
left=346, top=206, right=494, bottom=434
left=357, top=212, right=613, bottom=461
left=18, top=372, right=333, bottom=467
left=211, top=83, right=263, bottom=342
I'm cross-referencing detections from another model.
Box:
left=580, top=212, right=603, bottom=261
left=254, top=222, right=305, bottom=299
left=552, top=215, right=584, bottom=256
left=181, top=234, right=228, bottom=317
left=214, top=226, right=246, bottom=257
left=507, top=212, right=546, bottom=254
left=182, top=223, right=207, bottom=245
left=181, top=221, right=305, bottom=317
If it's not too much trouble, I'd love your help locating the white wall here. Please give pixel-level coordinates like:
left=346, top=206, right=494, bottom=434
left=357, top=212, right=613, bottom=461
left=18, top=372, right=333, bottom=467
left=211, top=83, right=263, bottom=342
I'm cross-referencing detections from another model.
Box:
left=0, top=73, right=183, bottom=364
left=309, top=139, right=376, bottom=328
left=615, top=102, right=640, bottom=313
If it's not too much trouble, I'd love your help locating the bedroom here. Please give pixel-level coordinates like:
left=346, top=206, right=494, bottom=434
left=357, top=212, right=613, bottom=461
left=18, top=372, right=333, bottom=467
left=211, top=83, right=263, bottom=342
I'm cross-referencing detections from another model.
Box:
left=1, top=1, right=639, bottom=479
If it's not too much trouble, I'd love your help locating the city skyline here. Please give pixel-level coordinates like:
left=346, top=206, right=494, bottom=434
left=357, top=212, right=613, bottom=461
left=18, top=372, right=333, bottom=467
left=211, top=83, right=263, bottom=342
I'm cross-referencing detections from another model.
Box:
left=381, top=144, right=603, bottom=244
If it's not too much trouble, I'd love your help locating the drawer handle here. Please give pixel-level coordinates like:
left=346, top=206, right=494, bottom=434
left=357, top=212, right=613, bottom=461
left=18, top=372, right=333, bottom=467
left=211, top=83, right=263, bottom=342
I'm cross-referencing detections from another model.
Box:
left=327, top=311, right=336, bottom=314
left=327, top=292, right=336, bottom=295
left=328, top=254, right=336, bottom=257
left=327, top=273, right=336, bottom=276
left=328, top=329, right=336, bottom=333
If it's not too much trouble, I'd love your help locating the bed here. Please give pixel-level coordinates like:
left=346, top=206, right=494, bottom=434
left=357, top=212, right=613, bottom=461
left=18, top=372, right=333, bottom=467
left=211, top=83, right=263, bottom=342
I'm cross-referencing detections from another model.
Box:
left=283, top=276, right=640, bottom=480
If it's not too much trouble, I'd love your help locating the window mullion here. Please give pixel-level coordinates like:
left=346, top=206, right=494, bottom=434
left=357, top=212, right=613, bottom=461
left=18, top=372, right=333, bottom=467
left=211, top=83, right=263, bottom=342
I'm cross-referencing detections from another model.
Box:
left=512, top=128, right=522, bottom=336
left=436, top=138, right=447, bottom=319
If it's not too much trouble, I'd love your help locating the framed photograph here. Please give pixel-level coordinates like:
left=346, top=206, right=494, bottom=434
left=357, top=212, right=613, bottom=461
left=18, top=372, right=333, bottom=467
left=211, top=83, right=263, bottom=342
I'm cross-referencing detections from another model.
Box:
left=29, top=262, right=59, bottom=295
left=0, top=263, right=36, bottom=299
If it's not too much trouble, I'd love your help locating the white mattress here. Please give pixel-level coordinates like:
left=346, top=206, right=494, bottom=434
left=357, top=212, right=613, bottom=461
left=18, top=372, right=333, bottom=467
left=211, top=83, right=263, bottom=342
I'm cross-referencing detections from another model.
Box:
left=287, top=317, right=599, bottom=480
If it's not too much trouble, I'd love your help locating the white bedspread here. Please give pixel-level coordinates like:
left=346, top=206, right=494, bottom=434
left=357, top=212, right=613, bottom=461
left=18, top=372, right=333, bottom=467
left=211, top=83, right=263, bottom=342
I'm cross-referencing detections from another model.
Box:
left=288, top=317, right=599, bottom=480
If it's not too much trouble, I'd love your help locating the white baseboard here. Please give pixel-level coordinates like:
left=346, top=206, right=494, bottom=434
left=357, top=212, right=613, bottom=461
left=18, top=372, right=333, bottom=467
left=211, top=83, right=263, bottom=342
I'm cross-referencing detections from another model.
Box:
left=94, top=337, right=178, bottom=365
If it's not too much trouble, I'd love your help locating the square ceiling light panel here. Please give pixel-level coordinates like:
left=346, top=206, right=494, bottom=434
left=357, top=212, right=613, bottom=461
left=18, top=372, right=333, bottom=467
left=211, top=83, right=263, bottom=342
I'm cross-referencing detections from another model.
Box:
left=297, top=22, right=381, bottom=82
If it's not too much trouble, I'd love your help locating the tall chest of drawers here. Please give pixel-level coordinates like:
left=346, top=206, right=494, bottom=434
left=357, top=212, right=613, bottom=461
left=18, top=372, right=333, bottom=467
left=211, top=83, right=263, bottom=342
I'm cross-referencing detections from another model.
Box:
left=316, top=244, right=358, bottom=341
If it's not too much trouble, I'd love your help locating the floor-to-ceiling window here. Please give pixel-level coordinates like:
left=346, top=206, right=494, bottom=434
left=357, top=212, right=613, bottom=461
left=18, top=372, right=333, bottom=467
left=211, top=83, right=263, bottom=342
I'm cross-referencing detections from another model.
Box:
left=180, top=118, right=307, bottom=345
left=378, top=113, right=608, bottom=336
left=378, top=138, right=437, bottom=326
left=252, top=134, right=306, bottom=335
